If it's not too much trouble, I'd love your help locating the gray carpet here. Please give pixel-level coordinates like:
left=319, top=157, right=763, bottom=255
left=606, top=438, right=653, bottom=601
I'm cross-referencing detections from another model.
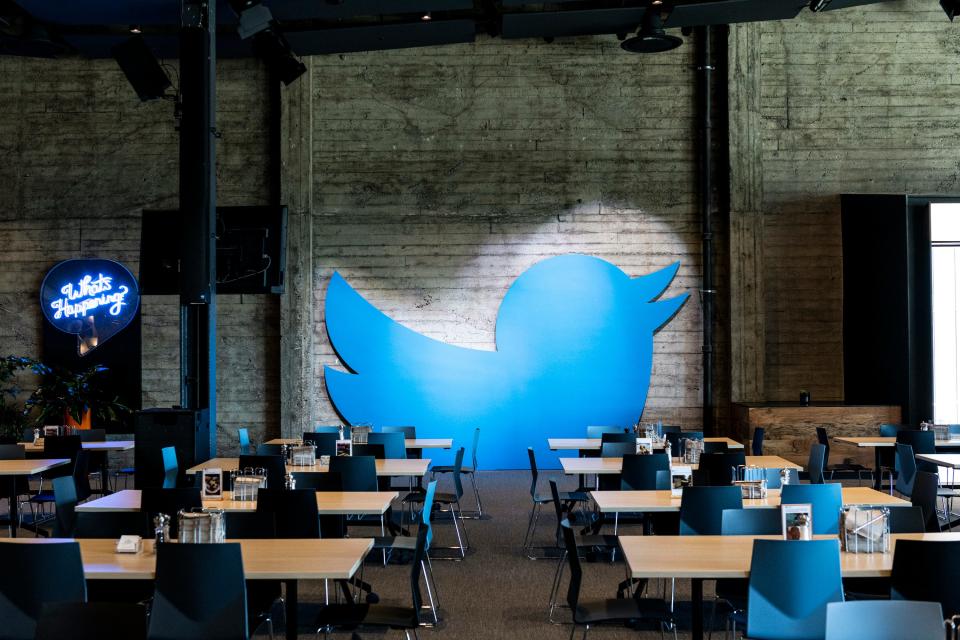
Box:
left=296, top=469, right=701, bottom=639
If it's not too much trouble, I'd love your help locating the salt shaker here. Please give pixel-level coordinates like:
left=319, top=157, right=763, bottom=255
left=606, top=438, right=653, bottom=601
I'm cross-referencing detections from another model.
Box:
left=153, top=513, right=170, bottom=549
left=284, top=472, right=296, bottom=490
left=32, top=428, right=39, bottom=445
left=780, top=468, right=792, bottom=486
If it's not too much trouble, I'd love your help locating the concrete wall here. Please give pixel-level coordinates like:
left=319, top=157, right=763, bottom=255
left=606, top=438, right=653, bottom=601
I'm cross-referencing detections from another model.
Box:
left=290, top=36, right=712, bottom=449
left=0, top=57, right=279, bottom=453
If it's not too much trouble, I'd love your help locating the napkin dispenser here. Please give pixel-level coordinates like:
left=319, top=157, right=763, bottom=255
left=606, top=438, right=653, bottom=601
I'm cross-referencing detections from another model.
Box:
left=178, top=509, right=226, bottom=543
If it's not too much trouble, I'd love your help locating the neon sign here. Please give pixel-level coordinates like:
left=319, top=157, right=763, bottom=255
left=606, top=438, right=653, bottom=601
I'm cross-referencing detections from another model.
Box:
left=41, top=259, right=140, bottom=356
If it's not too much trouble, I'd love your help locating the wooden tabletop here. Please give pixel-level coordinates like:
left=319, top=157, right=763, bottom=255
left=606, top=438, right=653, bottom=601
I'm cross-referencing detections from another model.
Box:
left=265, top=438, right=452, bottom=449
left=559, top=455, right=802, bottom=475
left=0, top=537, right=373, bottom=580
left=20, top=440, right=135, bottom=453
left=0, top=458, right=70, bottom=476
left=619, top=532, right=960, bottom=579
left=186, top=457, right=431, bottom=477
left=548, top=437, right=744, bottom=451
left=590, top=487, right=910, bottom=513
left=75, top=489, right=398, bottom=515
left=916, top=453, right=960, bottom=469
left=834, top=436, right=960, bottom=448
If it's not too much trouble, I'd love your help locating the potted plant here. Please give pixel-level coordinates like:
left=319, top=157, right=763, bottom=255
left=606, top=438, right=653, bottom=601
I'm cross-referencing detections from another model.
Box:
left=26, top=363, right=129, bottom=431
left=0, top=356, right=40, bottom=444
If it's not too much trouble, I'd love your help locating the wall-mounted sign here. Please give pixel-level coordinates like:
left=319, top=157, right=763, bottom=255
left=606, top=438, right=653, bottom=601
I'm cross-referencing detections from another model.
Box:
left=40, top=259, right=140, bottom=356
left=324, top=254, right=689, bottom=470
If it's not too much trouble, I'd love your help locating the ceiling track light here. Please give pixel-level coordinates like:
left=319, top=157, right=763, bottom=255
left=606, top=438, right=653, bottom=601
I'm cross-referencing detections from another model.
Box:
left=621, top=10, right=682, bottom=54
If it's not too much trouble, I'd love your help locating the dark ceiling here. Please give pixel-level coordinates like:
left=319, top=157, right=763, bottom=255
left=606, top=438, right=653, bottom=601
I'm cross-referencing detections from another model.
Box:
left=1, top=0, right=894, bottom=59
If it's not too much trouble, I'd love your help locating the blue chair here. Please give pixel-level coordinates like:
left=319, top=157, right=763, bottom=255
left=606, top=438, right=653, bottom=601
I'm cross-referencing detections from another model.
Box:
left=697, top=452, right=746, bottom=486
left=679, top=486, right=743, bottom=536
left=586, top=426, right=624, bottom=438
left=600, top=432, right=635, bottom=445
left=238, top=455, right=285, bottom=491
left=890, top=539, right=960, bottom=617
left=894, top=443, right=917, bottom=497
left=161, top=447, right=178, bottom=489
left=523, top=447, right=587, bottom=557
left=825, top=601, right=944, bottom=640
left=432, top=427, right=483, bottom=518
left=148, top=543, right=248, bottom=640
left=746, top=539, right=844, bottom=640
left=368, top=432, right=406, bottom=459
left=620, top=453, right=670, bottom=490
left=328, top=456, right=378, bottom=492
left=763, top=467, right=799, bottom=489
left=703, top=440, right=729, bottom=454
left=807, top=443, right=826, bottom=485
left=302, top=432, right=337, bottom=457
left=896, top=430, right=937, bottom=473
left=600, top=441, right=634, bottom=457
left=0, top=541, right=87, bottom=640
left=780, top=483, right=842, bottom=535
left=751, top=427, right=765, bottom=455
left=255, top=444, right=283, bottom=457
left=712, top=508, right=784, bottom=636
left=237, top=428, right=251, bottom=455
left=665, top=430, right=703, bottom=457
left=314, top=425, right=346, bottom=435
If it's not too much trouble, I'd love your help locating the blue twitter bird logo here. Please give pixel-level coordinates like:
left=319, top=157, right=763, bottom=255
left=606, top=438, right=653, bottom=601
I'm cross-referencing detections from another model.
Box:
left=324, top=254, right=689, bottom=469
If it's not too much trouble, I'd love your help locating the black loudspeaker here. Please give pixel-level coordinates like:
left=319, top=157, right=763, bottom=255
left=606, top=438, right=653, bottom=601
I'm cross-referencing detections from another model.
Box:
left=111, top=35, right=172, bottom=102
left=134, top=408, right=210, bottom=489
left=841, top=194, right=933, bottom=426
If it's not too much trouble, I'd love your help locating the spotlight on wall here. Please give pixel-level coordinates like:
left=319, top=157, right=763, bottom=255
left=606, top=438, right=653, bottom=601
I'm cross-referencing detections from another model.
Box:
left=942, top=0, right=960, bottom=20
left=621, top=10, right=682, bottom=53
left=230, top=0, right=306, bottom=85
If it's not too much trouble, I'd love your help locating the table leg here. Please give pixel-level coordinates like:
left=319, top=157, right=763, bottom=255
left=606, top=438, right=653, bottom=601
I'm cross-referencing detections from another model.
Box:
left=873, top=448, right=882, bottom=491
left=691, top=578, right=704, bottom=640
left=285, top=579, right=298, bottom=640
left=8, top=476, right=18, bottom=538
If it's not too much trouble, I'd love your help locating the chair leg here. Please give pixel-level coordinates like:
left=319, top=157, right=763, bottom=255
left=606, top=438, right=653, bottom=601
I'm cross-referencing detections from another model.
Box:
left=450, top=503, right=467, bottom=558
left=523, top=502, right=543, bottom=556
left=421, top=559, right=439, bottom=624
left=548, top=552, right=567, bottom=623
left=454, top=500, right=470, bottom=549
left=471, top=472, right=483, bottom=517
left=425, top=554, right=442, bottom=617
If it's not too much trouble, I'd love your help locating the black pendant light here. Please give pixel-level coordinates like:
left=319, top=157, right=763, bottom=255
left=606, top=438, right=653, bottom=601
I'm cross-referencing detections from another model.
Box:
left=620, top=10, right=682, bottom=54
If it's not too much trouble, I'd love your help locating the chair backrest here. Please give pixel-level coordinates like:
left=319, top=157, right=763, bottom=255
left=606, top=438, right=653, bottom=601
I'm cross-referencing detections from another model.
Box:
left=660, top=424, right=682, bottom=434
left=368, top=432, right=406, bottom=459
left=302, top=432, right=338, bottom=457
left=43, top=435, right=82, bottom=480
left=816, top=426, right=831, bottom=463
left=721, top=507, right=782, bottom=535
left=586, top=426, right=624, bottom=438
left=682, top=430, right=705, bottom=440
left=72, top=449, right=93, bottom=501
left=879, top=423, right=905, bottom=437
left=469, top=427, right=481, bottom=469
left=237, top=428, right=251, bottom=455
left=78, top=429, right=106, bottom=442
left=161, top=446, right=178, bottom=489
left=751, top=427, right=765, bottom=456
left=808, top=443, right=826, bottom=484
left=224, top=511, right=276, bottom=539
left=314, top=425, right=345, bottom=435
left=620, top=453, right=670, bottom=490
left=256, top=489, right=320, bottom=538
left=0, top=541, right=86, bottom=640
left=237, top=454, right=285, bottom=490
left=53, top=475, right=78, bottom=537
left=420, top=480, right=438, bottom=550
left=149, top=542, right=248, bottom=640
left=697, top=452, right=747, bottom=486
left=895, top=443, right=917, bottom=496
left=655, top=469, right=671, bottom=489
left=35, top=602, right=147, bottom=640
left=382, top=425, right=416, bottom=439
left=328, top=456, right=378, bottom=492
left=527, top=447, right=540, bottom=499
left=888, top=505, right=926, bottom=534
left=600, top=432, right=635, bottom=445
left=896, top=430, right=936, bottom=473
left=679, top=486, right=744, bottom=535
left=762, top=467, right=799, bottom=489
left=548, top=479, right=569, bottom=539
left=891, top=539, right=960, bottom=616
left=292, top=471, right=342, bottom=491
left=600, top=441, right=634, bottom=458
left=560, top=519, right=584, bottom=615
left=825, top=600, right=944, bottom=640
left=448, top=447, right=466, bottom=498
left=351, top=443, right=385, bottom=459
left=747, top=539, right=844, bottom=640
left=949, top=424, right=960, bottom=436
left=0, top=444, right=24, bottom=460
left=74, top=512, right=147, bottom=538
left=140, top=488, right=203, bottom=538
left=780, top=483, right=843, bottom=534
left=702, top=440, right=729, bottom=454
left=911, top=471, right=940, bottom=532
left=255, top=443, right=283, bottom=457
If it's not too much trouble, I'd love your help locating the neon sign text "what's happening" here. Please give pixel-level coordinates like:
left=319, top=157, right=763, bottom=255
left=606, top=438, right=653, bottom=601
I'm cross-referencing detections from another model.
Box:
left=50, top=274, right=129, bottom=319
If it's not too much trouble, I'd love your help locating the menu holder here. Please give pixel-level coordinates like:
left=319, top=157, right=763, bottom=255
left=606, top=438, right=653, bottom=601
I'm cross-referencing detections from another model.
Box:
left=670, top=465, right=692, bottom=497
left=635, top=437, right=653, bottom=455
left=782, top=503, right=813, bottom=540
left=336, top=439, right=352, bottom=456
left=201, top=467, right=223, bottom=500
